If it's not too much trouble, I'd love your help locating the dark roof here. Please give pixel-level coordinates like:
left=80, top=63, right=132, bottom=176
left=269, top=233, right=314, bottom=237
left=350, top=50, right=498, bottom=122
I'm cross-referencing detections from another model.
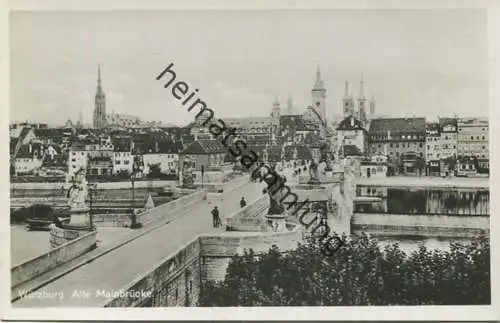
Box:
left=111, top=137, right=132, bottom=152
left=341, top=145, right=363, bottom=156
left=336, top=116, right=365, bottom=131
left=34, top=128, right=65, bottom=140
left=181, top=139, right=226, bottom=155
left=10, top=138, right=19, bottom=155
left=438, top=117, right=458, bottom=132
left=18, top=127, right=33, bottom=140
left=280, top=115, right=309, bottom=131
left=426, top=122, right=440, bottom=131
left=16, top=143, right=44, bottom=159
left=368, top=117, right=426, bottom=134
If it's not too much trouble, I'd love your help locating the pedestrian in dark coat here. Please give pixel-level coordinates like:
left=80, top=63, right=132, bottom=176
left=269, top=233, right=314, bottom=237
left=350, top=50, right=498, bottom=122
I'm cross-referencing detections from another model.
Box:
left=211, top=206, right=221, bottom=227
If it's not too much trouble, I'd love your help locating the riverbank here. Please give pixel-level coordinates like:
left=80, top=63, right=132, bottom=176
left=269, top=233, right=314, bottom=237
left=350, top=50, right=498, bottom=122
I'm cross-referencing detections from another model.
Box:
left=356, top=176, right=489, bottom=188
left=10, top=180, right=177, bottom=190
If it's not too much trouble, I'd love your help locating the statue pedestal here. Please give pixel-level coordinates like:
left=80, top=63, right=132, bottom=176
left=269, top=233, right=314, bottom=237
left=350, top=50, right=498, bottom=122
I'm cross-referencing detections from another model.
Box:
left=49, top=207, right=94, bottom=248
left=266, top=214, right=286, bottom=232
left=65, top=207, right=92, bottom=230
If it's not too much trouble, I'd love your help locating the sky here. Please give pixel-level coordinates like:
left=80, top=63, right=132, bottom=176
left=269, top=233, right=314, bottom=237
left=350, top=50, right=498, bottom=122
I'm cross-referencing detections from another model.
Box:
left=10, top=9, right=488, bottom=126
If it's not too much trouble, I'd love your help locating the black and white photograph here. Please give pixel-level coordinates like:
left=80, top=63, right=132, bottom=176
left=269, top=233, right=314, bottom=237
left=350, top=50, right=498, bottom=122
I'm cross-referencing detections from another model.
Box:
left=2, top=0, right=499, bottom=321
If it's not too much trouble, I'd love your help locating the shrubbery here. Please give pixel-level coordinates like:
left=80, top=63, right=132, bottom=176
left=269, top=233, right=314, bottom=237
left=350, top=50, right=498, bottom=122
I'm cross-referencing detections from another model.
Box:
left=199, top=234, right=490, bottom=306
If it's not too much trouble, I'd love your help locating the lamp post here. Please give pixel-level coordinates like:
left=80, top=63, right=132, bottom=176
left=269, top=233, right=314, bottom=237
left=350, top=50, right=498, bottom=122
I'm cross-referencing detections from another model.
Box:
left=201, top=165, right=205, bottom=189
left=87, top=183, right=97, bottom=230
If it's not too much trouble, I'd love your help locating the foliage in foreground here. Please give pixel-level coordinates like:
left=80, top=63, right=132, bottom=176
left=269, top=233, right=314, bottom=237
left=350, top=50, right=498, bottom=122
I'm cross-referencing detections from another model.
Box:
left=199, top=234, right=490, bottom=306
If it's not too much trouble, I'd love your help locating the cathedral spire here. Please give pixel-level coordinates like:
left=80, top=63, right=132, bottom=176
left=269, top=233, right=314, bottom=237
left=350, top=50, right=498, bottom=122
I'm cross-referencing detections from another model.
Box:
left=97, top=64, right=104, bottom=95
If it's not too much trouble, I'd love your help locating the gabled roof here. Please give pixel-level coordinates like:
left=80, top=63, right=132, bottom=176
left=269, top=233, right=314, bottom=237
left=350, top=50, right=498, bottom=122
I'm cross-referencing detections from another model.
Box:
left=181, top=139, right=226, bottom=155
left=18, top=127, right=33, bottom=141
left=368, top=117, right=426, bottom=134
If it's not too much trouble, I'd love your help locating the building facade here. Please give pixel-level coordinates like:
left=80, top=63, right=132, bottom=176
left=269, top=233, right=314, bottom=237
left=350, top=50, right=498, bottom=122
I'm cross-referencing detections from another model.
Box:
left=457, top=117, right=489, bottom=160
left=367, top=117, right=426, bottom=159
left=439, top=118, right=458, bottom=160
left=425, top=122, right=440, bottom=161
left=336, top=115, right=366, bottom=154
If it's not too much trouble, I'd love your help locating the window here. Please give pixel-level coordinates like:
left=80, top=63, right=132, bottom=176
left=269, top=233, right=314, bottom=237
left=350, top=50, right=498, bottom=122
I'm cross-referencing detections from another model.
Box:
left=116, top=160, right=121, bottom=165
left=175, top=288, right=178, bottom=300
left=390, top=144, right=393, bottom=148
left=72, top=152, right=76, bottom=156
left=427, top=145, right=430, bottom=150
left=124, top=160, right=130, bottom=165
left=482, top=146, right=486, bottom=150
left=471, top=136, right=474, bottom=140
left=378, top=144, right=381, bottom=148
left=419, top=143, right=423, bottom=148
left=396, top=152, right=400, bottom=157
left=395, top=144, right=399, bottom=148
left=482, top=136, right=485, bottom=140
left=71, top=158, right=76, bottom=162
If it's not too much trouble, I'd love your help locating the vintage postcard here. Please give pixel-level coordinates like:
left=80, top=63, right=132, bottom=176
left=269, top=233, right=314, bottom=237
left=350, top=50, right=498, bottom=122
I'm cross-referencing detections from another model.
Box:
left=1, top=0, right=499, bottom=321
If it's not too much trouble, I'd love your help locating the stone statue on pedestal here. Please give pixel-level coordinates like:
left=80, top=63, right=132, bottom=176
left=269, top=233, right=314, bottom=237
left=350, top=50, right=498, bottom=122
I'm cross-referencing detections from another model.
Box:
left=67, top=168, right=88, bottom=211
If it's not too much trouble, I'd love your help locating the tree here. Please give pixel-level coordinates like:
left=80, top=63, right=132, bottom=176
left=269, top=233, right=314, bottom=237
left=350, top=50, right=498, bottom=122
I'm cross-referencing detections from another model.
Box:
left=199, top=234, right=490, bottom=306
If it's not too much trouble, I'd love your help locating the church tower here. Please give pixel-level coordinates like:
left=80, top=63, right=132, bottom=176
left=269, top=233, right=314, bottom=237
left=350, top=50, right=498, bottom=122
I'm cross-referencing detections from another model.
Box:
left=311, top=66, right=326, bottom=122
left=93, top=64, right=107, bottom=129
left=370, top=94, right=376, bottom=116
left=358, top=76, right=368, bottom=125
left=271, top=95, right=281, bottom=120
left=342, top=80, right=355, bottom=117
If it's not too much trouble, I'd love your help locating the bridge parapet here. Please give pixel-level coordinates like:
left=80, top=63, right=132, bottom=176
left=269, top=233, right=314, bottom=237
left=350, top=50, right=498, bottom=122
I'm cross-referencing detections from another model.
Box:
left=101, top=230, right=302, bottom=307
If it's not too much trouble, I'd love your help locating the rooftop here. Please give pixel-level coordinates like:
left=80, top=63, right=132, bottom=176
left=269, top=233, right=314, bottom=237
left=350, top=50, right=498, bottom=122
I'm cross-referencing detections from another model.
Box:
left=368, top=117, right=426, bottom=134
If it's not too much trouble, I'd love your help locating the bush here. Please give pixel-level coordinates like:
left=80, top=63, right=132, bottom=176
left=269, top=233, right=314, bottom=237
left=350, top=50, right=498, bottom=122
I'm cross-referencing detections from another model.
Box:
left=199, top=234, right=490, bottom=306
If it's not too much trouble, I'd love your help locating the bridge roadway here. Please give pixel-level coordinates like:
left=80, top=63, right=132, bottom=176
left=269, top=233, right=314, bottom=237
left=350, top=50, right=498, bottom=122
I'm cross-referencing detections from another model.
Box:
left=13, top=181, right=266, bottom=307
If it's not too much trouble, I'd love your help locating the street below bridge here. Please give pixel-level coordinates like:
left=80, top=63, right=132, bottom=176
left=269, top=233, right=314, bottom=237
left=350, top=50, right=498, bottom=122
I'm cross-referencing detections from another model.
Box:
left=13, top=180, right=266, bottom=307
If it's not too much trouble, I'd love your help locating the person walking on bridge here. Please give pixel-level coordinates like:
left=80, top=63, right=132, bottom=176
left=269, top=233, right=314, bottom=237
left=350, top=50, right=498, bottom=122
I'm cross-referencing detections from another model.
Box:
left=211, top=206, right=221, bottom=228
left=240, top=197, right=247, bottom=208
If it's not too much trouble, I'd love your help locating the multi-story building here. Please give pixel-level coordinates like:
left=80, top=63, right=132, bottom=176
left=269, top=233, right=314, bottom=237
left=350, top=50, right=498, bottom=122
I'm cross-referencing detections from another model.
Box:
left=336, top=115, right=366, bottom=154
left=14, top=143, right=45, bottom=175
left=425, top=122, right=440, bottom=161
left=457, top=117, right=489, bottom=159
left=367, top=117, right=426, bottom=159
left=439, top=118, right=458, bottom=160
left=142, top=140, right=183, bottom=175
left=179, top=139, right=228, bottom=172
left=111, top=137, right=134, bottom=175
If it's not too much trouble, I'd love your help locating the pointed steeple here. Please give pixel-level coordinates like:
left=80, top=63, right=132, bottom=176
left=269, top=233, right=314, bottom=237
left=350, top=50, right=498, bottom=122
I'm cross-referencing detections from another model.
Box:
left=287, top=93, right=294, bottom=112
left=359, top=74, right=365, bottom=99
left=314, top=65, right=324, bottom=89
left=97, top=64, right=104, bottom=96
left=78, top=108, right=83, bottom=126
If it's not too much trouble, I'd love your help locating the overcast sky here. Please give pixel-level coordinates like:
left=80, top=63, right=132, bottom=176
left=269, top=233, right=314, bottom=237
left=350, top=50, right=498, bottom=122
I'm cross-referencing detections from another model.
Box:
left=10, top=9, right=488, bottom=126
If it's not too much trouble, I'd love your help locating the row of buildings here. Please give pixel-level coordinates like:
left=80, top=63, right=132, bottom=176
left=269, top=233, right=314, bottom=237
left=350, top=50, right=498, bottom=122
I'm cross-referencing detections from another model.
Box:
left=10, top=64, right=489, bottom=180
